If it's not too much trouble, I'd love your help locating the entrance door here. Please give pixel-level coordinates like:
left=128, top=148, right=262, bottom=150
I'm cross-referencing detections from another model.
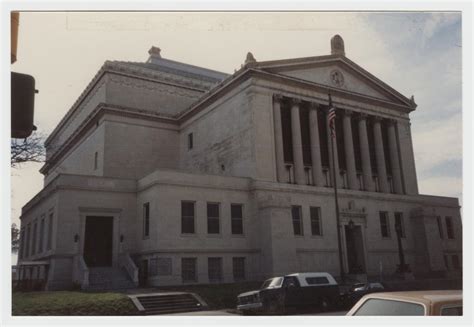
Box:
left=345, top=225, right=366, bottom=274
left=83, top=216, right=113, bottom=267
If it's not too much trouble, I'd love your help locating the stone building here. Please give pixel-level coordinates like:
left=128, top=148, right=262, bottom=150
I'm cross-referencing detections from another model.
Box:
left=17, top=36, right=462, bottom=290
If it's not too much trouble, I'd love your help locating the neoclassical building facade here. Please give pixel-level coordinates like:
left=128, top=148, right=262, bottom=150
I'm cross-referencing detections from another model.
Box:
left=18, top=36, right=462, bottom=290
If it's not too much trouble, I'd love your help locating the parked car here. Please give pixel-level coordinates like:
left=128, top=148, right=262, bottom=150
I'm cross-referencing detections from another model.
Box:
left=237, top=272, right=339, bottom=315
left=344, top=282, right=385, bottom=307
left=346, top=290, right=462, bottom=316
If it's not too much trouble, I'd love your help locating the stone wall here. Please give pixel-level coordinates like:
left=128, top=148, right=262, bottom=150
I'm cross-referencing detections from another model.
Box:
left=179, top=81, right=256, bottom=178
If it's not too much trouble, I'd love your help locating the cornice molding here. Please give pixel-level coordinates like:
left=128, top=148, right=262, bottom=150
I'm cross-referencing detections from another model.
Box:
left=45, top=60, right=216, bottom=147
left=41, top=103, right=179, bottom=175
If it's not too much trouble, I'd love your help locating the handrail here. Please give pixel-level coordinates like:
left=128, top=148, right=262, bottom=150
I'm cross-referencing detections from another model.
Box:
left=78, top=256, right=89, bottom=289
left=120, top=253, right=138, bottom=285
left=73, top=255, right=89, bottom=289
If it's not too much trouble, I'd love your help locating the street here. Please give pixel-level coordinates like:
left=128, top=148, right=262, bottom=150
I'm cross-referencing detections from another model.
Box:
left=166, top=310, right=348, bottom=316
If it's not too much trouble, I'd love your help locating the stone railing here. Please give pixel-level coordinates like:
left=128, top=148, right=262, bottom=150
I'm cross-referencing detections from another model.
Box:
left=120, top=253, right=139, bottom=285
left=73, top=255, right=89, bottom=289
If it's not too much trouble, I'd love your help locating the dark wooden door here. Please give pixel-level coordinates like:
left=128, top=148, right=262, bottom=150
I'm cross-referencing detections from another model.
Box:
left=83, top=216, right=113, bottom=267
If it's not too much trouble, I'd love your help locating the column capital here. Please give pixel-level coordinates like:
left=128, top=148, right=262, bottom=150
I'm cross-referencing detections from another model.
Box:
left=358, top=113, right=369, bottom=121
left=386, top=118, right=398, bottom=126
left=273, top=94, right=284, bottom=103
left=309, top=102, right=320, bottom=110
left=373, top=115, right=384, bottom=123
left=290, top=98, right=302, bottom=106
left=343, top=109, right=353, bottom=117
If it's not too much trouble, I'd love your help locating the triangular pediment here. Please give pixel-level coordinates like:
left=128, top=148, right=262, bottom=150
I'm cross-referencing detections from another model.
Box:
left=257, top=56, right=413, bottom=107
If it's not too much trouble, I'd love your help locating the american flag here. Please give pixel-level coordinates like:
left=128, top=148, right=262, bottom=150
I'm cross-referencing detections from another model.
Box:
left=328, top=94, right=336, bottom=138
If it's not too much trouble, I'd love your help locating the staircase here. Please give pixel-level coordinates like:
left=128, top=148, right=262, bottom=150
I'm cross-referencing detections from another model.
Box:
left=129, top=292, right=207, bottom=315
left=86, top=267, right=136, bottom=291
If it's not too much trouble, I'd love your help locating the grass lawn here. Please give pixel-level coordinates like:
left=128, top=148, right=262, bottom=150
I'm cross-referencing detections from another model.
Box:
left=159, top=281, right=262, bottom=310
left=12, top=291, right=137, bottom=316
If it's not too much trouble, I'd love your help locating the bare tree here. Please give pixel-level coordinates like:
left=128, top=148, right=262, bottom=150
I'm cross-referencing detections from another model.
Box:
left=11, top=132, right=45, bottom=167
left=12, top=223, right=20, bottom=253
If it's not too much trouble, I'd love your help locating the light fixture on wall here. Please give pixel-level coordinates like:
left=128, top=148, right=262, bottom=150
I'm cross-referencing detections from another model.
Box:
left=74, top=234, right=79, bottom=243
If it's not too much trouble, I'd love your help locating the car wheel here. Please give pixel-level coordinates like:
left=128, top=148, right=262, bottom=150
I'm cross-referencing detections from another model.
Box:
left=320, top=297, right=330, bottom=312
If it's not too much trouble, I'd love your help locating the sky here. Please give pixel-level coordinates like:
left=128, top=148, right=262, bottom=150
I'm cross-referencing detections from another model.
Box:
left=9, top=12, right=463, bottom=263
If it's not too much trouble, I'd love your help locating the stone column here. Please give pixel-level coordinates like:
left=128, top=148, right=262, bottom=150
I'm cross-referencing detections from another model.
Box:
left=291, top=98, right=305, bottom=185
left=373, top=117, right=389, bottom=193
left=309, top=103, right=324, bottom=186
left=387, top=119, right=404, bottom=194
left=272, top=94, right=286, bottom=183
left=326, top=109, right=341, bottom=188
left=342, top=110, right=358, bottom=190
left=358, top=114, right=375, bottom=191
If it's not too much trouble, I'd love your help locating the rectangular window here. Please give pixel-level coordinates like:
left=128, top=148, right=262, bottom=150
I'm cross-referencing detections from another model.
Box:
left=310, top=206, right=322, bottom=236
left=292, top=206, right=303, bottom=236
left=188, top=133, right=193, bottom=150
left=181, top=257, right=197, bottom=282
left=306, top=277, right=329, bottom=285
left=441, top=306, right=463, bottom=316
left=379, top=212, right=390, bottom=238
left=26, top=224, right=31, bottom=257
left=437, top=216, right=444, bottom=239
left=207, top=203, right=220, bottom=234
left=181, top=201, right=195, bottom=234
left=444, top=254, right=450, bottom=270
left=32, top=220, right=37, bottom=255
left=233, top=257, right=246, bottom=281
left=452, top=255, right=461, bottom=270
left=47, top=212, right=53, bottom=250
left=394, top=212, right=405, bottom=238
left=19, top=229, right=25, bottom=259
left=208, top=257, right=223, bottom=282
left=231, top=204, right=244, bottom=235
left=445, top=217, right=454, bottom=239
left=94, top=151, right=98, bottom=170
left=39, top=217, right=45, bottom=253
left=143, top=202, right=150, bottom=238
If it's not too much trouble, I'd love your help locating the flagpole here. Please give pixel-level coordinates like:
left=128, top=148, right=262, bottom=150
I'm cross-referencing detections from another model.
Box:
left=328, top=93, right=345, bottom=284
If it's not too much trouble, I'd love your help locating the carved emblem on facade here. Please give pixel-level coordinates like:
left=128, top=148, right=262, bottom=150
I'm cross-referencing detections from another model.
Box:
left=330, top=69, right=344, bottom=87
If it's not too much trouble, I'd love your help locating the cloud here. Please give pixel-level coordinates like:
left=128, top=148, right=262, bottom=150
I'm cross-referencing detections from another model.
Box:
left=421, top=13, right=461, bottom=41
left=418, top=176, right=462, bottom=203
left=412, top=112, right=462, bottom=176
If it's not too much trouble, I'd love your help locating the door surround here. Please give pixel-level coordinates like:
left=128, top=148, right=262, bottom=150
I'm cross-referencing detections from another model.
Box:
left=339, top=201, right=368, bottom=275
left=78, top=207, right=122, bottom=267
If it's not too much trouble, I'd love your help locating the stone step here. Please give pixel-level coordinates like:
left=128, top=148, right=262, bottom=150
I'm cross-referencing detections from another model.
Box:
left=131, top=293, right=206, bottom=315
left=85, top=267, right=136, bottom=291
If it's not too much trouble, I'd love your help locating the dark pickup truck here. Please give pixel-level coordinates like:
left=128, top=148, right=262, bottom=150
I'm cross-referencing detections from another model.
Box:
left=237, top=272, right=340, bottom=314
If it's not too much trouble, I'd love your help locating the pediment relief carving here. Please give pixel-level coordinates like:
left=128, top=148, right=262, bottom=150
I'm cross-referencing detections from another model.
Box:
left=259, top=58, right=413, bottom=107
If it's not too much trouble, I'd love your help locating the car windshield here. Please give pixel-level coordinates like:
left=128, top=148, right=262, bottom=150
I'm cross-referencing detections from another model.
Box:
left=354, top=298, right=425, bottom=316
left=261, top=277, right=283, bottom=289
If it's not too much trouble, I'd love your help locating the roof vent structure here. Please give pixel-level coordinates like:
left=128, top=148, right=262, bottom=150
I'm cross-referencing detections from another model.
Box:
left=148, top=46, right=162, bottom=59
left=331, top=35, right=345, bottom=56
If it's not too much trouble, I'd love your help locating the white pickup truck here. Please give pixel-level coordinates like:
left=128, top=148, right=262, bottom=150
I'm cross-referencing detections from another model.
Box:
left=237, top=272, right=340, bottom=315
